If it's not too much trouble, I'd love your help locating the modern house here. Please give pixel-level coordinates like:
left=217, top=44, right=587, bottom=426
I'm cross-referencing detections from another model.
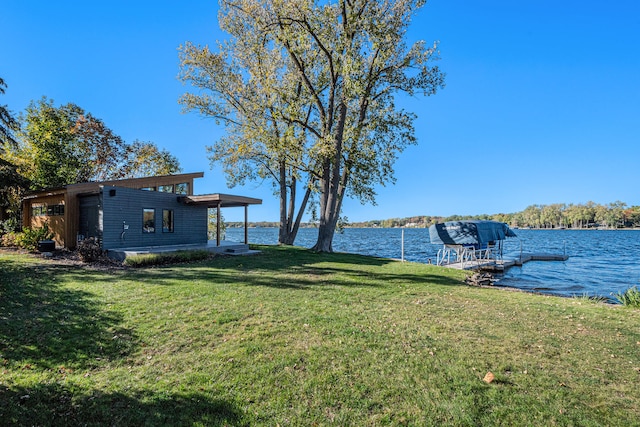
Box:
left=21, top=172, right=262, bottom=254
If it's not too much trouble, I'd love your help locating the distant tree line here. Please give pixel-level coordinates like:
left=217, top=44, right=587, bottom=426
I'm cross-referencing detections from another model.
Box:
left=349, top=201, right=640, bottom=229
left=225, top=201, right=640, bottom=230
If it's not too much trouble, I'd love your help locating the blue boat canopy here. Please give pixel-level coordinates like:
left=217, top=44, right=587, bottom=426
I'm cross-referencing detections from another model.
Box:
left=428, top=220, right=517, bottom=246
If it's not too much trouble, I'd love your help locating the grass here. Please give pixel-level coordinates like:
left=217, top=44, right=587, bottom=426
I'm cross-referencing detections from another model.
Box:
left=1, top=245, right=639, bottom=426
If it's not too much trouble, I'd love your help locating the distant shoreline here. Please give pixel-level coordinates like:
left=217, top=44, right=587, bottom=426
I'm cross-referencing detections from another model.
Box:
left=226, top=223, right=640, bottom=231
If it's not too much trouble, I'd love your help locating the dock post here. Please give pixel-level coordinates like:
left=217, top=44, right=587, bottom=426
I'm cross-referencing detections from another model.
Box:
left=519, top=240, right=523, bottom=263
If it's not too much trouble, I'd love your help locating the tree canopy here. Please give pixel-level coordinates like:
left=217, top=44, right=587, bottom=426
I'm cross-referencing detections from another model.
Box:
left=0, top=77, right=20, bottom=151
left=180, top=0, right=444, bottom=251
left=2, top=98, right=181, bottom=190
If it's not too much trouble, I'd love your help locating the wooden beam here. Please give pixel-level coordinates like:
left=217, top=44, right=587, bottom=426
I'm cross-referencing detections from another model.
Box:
left=216, top=203, right=221, bottom=247
left=244, top=205, right=248, bottom=244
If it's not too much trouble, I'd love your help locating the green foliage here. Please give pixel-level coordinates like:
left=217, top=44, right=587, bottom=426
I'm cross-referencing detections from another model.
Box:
left=2, top=98, right=181, bottom=191
left=207, top=208, right=226, bottom=241
left=575, top=292, right=610, bottom=304
left=0, top=158, right=29, bottom=218
left=119, top=140, right=182, bottom=178
left=0, top=77, right=20, bottom=150
left=615, top=286, right=640, bottom=307
left=0, top=216, right=20, bottom=235
left=14, top=223, right=54, bottom=251
left=0, top=217, right=22, bottom=248
left=179, top=0, right=445, bottom=251
left=0, top=231, right=19, bottom=247
left=3, top=97, right=122, bottom=188
left=123, top=250, right=212, bottom=267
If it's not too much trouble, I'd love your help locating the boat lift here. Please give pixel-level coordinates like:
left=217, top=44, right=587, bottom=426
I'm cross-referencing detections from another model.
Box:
left=429, top=220, right=517, bottom=270
left=429, top=220, right=568, bottom=271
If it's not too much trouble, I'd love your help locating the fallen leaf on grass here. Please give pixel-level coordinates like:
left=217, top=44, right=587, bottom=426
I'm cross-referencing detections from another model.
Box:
left=483, top=372, right=495, bottom=383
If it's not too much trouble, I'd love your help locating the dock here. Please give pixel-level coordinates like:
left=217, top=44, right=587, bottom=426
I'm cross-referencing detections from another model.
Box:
left=439, top=252, right=569, bottom=271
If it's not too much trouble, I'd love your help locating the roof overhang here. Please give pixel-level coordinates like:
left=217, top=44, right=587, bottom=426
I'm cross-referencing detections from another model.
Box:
left=22, top=188, right=67, bottom=200
left=181, top=193, right=262, bottom=208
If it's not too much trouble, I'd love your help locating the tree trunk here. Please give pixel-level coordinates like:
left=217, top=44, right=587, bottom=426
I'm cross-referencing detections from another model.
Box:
left=278, top=155, right=313, bottom=245
left=312, top=102, right=348, bottom=252
left=280, top=186, right=312, bottom=245
left=278, top=161, right=288, bottom=244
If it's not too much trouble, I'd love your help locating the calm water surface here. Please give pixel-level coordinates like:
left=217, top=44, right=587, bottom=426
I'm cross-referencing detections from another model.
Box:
left=225, top=227, right=640, bottom=300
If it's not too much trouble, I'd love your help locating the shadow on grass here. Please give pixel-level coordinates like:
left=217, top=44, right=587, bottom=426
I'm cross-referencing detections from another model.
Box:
left=129, top=245, right=466, bottom=290
left=0, top=258, right=136, bottom=369
left=0, top=383, right=243, bottom=427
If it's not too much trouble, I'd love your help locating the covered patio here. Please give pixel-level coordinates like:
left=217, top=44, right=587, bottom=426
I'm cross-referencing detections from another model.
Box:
left=181, top=193, right=263, bottom=246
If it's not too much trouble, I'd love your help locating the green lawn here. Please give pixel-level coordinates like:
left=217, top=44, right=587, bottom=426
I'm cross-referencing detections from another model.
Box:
left=1, top=246, right=639, bottom=426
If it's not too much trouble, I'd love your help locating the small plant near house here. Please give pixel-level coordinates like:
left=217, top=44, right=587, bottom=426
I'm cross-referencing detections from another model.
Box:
left=13, top=223, right=54, bottom=251
left=0, top=218, right=21, bottom=247
left=0, top=231, right=19, bottom=247
left=615, top=286, right=640, bottom=308
left=0, top=217, right=20, bottom=237
left=76, top=237, right=104, bottom=262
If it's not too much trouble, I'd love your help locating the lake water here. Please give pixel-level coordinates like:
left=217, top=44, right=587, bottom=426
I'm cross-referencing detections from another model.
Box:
left=225, top=227, right=640, bottom=300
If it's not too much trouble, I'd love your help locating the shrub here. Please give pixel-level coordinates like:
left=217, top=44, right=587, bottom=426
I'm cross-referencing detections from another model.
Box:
left=77, top=237, right=104, bottom=263
left=1, top=231, right=19, bottom=247
left=124, top=250, right=212, bottom=267
left=0, top=217, right=20, bottom=236
left=615, top=286, right=640, bottom=308
left=14, top=223, right=54, bottom=252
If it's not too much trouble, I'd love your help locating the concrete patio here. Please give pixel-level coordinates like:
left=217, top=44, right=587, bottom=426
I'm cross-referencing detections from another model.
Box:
left=106, top=240, right=261, bottom=261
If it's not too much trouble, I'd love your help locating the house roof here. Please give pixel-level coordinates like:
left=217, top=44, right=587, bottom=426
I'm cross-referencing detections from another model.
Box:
left=181, top=193, right=262, bottom=208
left=22, top=172, right=205, bottom=199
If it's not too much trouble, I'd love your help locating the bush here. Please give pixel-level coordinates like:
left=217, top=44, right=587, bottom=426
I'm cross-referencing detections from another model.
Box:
left=1, top=231, right=19, bottom=247
left=77, top=237, right=104, bottom=262
left=14, top=223, right=54, bottom=252
left=0, top=217, right=20, bottom=236
left=615, top=286, right=640, bottom=308
left=124, top=250, right=212, bottom=267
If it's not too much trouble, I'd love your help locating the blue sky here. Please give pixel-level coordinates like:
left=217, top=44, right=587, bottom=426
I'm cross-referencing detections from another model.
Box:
left=3, top=1, right=639, bottom=222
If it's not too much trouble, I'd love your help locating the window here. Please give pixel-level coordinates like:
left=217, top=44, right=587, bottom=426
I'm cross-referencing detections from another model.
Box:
left=32, top=205, right=45, bottom=216
left=158, top=185, right=174, bottom=193
left=175, top=183, right=189, bottom=195
left=163, top=209, right=174, bottom=233
left=143, top=208, right=155, bottom=233
left=31, top=204, right=64, bottom=216
left=141, top=187, right=156, bottom=191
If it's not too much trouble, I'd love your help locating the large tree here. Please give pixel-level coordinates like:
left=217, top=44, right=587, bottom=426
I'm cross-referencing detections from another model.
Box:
left=179, top=12, right=315, bottom=245
left=180, top=0, right=444, bottom=251
left=4, top=98, right=181, bottom=190
left=0, top=77, right=28, bottom=222
left=120, top=140, right=182, bottom=178
left=4, top=97, right=126, bottom=188
left=0, top=77, right=20, bottom=151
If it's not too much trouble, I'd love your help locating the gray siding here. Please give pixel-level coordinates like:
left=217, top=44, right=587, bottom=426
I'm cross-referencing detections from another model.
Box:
left=100, top=186, right=207, bottom=249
